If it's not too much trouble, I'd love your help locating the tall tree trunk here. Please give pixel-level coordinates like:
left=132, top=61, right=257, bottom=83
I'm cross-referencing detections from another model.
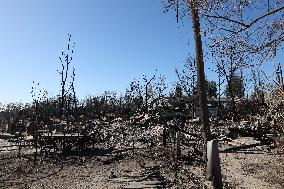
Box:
left=231, top=94, right=236, bottom=121
left=189, top=0, right=212, bottom=160
left=72, top=85, right=78, bottom=122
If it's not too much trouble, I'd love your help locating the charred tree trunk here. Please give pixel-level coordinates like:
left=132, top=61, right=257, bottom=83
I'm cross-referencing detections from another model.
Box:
left=229, top=55, right=236, bottom=122
left=192, top=74, right=196, bottom=118
left=217, top=65, right=221, bottom=122
left=231, top=94, right=236, bottom=121
left=73, top=90, right=78, bottom=122
left=34, top=100, right=39, bottom=165
left=189, top=0, right=212, bottom=161
left=60, top=70, right=65, bottom=119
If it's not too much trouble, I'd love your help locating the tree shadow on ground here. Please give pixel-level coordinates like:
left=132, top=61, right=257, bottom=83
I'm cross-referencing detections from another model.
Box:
left=220, top=143, right=266, bottom=154
left=64, top=147, right=113, bottom=157
left=1, top=159, right=64, bottom=188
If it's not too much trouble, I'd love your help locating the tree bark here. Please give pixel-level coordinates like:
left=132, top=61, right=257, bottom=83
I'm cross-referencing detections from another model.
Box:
left=189, top=0, right=212, bottom=160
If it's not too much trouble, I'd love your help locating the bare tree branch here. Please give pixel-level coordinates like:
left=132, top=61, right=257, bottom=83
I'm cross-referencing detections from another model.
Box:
left=204, top=5, right=284, bottom=34
left=246, top=6, right=284, bottom=28
left=203, top=13, right=249, bottom=27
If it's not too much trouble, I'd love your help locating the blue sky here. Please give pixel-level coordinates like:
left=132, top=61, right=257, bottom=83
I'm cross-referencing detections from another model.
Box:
left=0, top=0, right=281, bottom=104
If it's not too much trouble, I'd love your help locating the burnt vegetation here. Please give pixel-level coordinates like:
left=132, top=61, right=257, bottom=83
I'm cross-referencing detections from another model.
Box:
left=0, top=0, right=284, bottom=188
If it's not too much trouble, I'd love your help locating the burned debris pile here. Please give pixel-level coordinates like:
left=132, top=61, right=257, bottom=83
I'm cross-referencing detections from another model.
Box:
left=1, top=87, right=284, bottom=160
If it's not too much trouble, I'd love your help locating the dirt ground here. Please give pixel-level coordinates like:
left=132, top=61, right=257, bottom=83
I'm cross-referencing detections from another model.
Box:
left=0, top=137, right=284, bottom=189
left=220, top=137, right=284, bottom=189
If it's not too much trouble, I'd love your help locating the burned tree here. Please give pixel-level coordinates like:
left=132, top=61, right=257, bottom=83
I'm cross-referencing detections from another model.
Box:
left=176, top=56, right=217, bottom=118
left=175, top=55, right=197, bottom=97
left=163, top=0, right=284, bottom=138
left=153, top=74, right=168, bottom=104
left=162, top=0, right=216, bottom=151
left=125, top=78, right=144, bottom=116
left=31, top=81, right=48, bottom=164
left=58, top=34, right=78, bottom=131
left=143, top=73, right=156, bottom=113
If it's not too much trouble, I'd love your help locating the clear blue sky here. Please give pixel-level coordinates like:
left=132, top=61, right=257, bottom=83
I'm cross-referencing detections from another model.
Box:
left=0, top=0, right=281, bottom=104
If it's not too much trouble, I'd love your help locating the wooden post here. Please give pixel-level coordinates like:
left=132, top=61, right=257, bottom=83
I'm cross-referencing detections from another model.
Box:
left=206, top=139, right=223, bottom=188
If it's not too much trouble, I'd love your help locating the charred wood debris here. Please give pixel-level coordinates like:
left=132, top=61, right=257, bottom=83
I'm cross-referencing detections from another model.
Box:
left=1, top=92, right=283, bottom=162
